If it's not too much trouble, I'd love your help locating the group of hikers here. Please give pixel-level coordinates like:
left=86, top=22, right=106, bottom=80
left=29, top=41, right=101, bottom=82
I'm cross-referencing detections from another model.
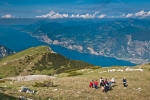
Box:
left=89, top=77, right=127, bottom=93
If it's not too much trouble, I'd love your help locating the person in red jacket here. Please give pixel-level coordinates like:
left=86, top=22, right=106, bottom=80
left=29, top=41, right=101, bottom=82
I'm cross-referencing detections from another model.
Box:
left=89, top=80, right=94, bottom=88
left=94, top=80, right=98, bottom=89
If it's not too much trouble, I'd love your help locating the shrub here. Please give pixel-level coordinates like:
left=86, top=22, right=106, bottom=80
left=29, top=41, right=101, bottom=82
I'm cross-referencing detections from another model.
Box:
left=0, top=79, right=5, bottom=83
left=0, top=75, right=4, bottom=79
left=64, top=70, right=72, bottom=73
left=33, top=82, right=44, bottom=87
left=33, top=80, right=53, bottom=87
left=67, top=71, right=83, bottom=77
left=27, top=69, right=32, bottom=72
left=90, top=66, right=101, bottom=69
left=18, top=70, right=22, bottom=72
left=47, top=73, right=52, bottom=76
left=43, top=80, right=53, bottom=87
left=27, top=58, right=31, bottom=60
left=15, top=72, right=19, bottom=75
left=64, top=69, right=77, bottom=73
left=31, top=66, right=36, bottom=70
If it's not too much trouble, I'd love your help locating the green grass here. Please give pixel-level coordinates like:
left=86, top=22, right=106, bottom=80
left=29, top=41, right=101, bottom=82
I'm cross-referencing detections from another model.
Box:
left=0, top=66, right=150, bottom=100
left=0, top=46, right=94, bottom=77
left=0, top=46, right=50, bottom=77
left=0, top=46, right=48, bottom=63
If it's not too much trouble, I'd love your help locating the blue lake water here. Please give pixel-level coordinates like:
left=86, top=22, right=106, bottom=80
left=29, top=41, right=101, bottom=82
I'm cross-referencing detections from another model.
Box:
left=0, top=27, right=46, bottom=52
left=50, top=45, right=136, bottom=67
left=0, top=27, right=136, bottom=67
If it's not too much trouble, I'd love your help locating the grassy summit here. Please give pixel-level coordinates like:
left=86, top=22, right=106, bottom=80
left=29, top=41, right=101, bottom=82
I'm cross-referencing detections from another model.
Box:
left=0, top=46, right=94, bottom=77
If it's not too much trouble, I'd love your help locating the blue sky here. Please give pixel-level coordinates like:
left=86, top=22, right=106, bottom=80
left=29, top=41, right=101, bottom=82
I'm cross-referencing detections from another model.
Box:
left=0, top=0, right=150, bottom=19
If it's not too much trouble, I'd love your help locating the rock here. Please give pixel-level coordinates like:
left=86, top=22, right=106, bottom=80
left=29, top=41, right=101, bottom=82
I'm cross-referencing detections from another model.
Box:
left=19, top=96, right=26, bottom=100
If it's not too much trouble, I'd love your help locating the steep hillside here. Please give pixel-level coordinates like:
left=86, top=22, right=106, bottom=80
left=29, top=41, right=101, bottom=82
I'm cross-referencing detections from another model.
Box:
left=0, top=45, right=14, bottom=58
left=0, top=46, right=94, bottom=77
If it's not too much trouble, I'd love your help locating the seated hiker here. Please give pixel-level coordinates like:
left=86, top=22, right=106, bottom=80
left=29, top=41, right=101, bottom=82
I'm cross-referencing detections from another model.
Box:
left=100, top=80, right=105, bottom=92
left=20, top=86, right=32, bottom=93
left=104, top=79, right=107, bottom=83
left=123, top=77, right=128, bottom=87
left=104, top=80, right=109, bottom=93
left=108, top=81, right=113, bottom=90
left=111, top=78, right=116, bottom=84
left=99, top=77, right=103, bottom=86
left=89, top=80, right=94, bottom=88
left=94, top=80, right=98, bottom=89
left=100, top=79, right=104, bottom=87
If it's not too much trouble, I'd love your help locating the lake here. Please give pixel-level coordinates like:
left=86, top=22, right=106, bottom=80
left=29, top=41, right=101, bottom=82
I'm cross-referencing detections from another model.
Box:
left=0, top=27, right=136, bottom=67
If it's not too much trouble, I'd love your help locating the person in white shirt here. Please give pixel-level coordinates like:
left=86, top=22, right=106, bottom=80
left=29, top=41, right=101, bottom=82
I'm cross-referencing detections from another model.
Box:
left=111, top=78, right=115, bottom=83
left=99, top=77, right=103, bottom=87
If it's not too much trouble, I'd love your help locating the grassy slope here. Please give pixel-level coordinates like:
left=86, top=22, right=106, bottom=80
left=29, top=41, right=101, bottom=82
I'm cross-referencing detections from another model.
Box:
left=0, top=65, right=150, bottom=100
left=0, top=46, right=94, bottom=77
left=0, top=46, right=49, bottom=77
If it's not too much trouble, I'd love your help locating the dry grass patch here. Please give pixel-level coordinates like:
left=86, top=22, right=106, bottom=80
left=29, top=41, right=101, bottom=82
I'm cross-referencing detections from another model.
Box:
left=0, top=67, right=150, bottom=100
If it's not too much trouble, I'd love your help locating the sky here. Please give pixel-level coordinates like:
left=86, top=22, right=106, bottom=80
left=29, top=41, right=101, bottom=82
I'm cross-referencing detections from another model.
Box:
left=0, top=0, right=150, bottom=19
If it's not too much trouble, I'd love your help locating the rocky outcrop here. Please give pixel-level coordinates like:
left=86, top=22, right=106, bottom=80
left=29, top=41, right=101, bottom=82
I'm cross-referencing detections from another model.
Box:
left=0, top=45, right=14, bottom=58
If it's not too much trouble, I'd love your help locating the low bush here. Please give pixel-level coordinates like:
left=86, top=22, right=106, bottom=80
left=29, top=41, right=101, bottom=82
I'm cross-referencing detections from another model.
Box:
left=67, top=71, right=83, bottom=77
left=90, top=66, right=101, bottom=69
left=64, top=69, right=77, bottom=73
left=33, top=82, right=44, bottom=87
left=0, top=80, right=5, bottom=83
left=0, top=75, right=3, bottom=79
left=33, top=80, right=53, bottom=87
left=27, top=69, right=32, bottom=72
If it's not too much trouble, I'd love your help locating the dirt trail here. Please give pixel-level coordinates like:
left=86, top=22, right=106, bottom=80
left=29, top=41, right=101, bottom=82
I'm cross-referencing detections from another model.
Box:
left=5, top=75, right=56, bottom=81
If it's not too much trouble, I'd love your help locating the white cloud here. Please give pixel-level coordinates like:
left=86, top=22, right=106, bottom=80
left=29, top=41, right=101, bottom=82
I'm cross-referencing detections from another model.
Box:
left=94, top=11, right=100, bottom=16
left=122, top=14, right=125, bottom=17
left=1, top=14, right=15, bottom=18
left=124, top=10, right=150, bottom=18
left=70, top=14, right=93, bottom=19
left=126, top=14, right=133, bottom=18
left=98, top=14, right=107, bottom=18
left=70, top=11, right=100, bottom=19
left=36, top=11, right=68, bottom=19
left=70, top=11, right=107, bottom=19
left=109, top=16, right=118, bottom=18
left=147, top=11, right=150, bottom=16
left=35, top=10, right=150, bottom=19
left=135, top=10, right=147, bottom=17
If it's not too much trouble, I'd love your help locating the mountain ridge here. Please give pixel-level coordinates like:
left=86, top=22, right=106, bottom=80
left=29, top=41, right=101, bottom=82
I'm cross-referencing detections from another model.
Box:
left=22, top=18, right=150, bottom=64
left=0, top=46, right=94, bottom=77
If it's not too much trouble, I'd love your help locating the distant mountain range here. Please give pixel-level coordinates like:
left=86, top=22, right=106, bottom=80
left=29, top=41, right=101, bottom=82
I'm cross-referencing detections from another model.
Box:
left=0, top=45, right=14, bottom=58
left=21, top=18, right=150, bottom=64
left=0, top=25, right=135, bottom=66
